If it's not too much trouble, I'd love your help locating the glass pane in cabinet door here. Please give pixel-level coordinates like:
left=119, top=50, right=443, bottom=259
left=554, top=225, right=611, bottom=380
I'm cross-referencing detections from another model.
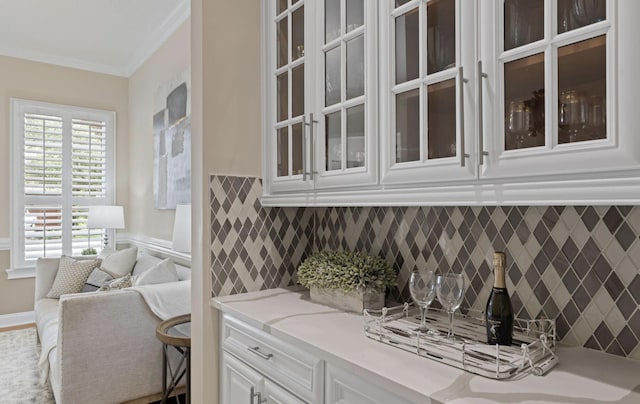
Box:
left=347, top=104, right=365, bottom=168
left=292, top=6, right=305, bottom=61
left=346, top=0, right=364, bottom=32
left=325, top=0, right=341, bottom=43
left=346, top=35, right=365, bottom=100
left=504, top=53, right=545, bottom=150
left=292, top=0, right=300, bottom=4
left=396, top=88, right=420, bottom=163
left=395, top=8, right=419, bottom=84
left=504, top=0, right=544, bottom=50
left=325, top=46, right=341, bottom=106
left=277, top=127, right=289, bottom=177
left=277, top=17, right=288, bottom=68
left=292, top=65, right=305, bottom=117
left=326, top=111, right=342, bottom=171
left=292, top=123, right=304, bottom=175
left=427, top=79, right=456, bottom=159
left=277, top=72, right=288, bottom=122
left=278, top=0, right=287, bottom=15
left=395, top=0, right=411, bottom=8
left=427, top=0, right=456, bottom=74
left=558, top=36, right=606, bottom=144
left=558, top=0, right=606, bottom=34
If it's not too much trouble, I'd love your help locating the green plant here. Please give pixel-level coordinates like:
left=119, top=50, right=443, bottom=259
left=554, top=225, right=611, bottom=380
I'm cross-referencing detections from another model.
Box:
left=81, top=247, right=97, bottom=256
left=297, top=251, right=396, bottom=293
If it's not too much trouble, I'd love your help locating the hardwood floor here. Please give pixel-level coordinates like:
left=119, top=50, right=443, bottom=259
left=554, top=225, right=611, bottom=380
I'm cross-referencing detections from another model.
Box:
left=0, top=323, right=35, bottom=333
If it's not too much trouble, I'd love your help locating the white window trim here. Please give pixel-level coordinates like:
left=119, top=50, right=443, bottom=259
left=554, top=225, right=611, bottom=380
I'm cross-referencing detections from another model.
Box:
left=10, top=98, right=116, bottom=274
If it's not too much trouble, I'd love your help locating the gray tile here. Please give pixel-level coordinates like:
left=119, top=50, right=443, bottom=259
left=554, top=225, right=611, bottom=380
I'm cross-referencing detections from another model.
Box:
left=562, top=238, right=579, bottom=262
left=604, top=273, right=625, bottom=301
left=628, top=275, right=640, bottom=304
left=573, top=285, right=591, bottom=311
left=617, top=326, right=638, bottom=355
left=562, top=300, right=580, bottom=325
left=606, top=340, right=625, bottom=356
left=581, top=207, right=600, bottom=231
left=594, top=322, right=615, bottom=350
left=615, top=223, right=637, bottom=251
left=603, top=207, right=623, bottom=233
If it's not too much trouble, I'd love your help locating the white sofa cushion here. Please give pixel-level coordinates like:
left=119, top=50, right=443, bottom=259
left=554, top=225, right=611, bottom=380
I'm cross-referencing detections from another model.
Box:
left=99, top=246, right=138, bottom=278
left=46, top=256, right=100, bottom=298
left=133, top=258, right=179, bottom=286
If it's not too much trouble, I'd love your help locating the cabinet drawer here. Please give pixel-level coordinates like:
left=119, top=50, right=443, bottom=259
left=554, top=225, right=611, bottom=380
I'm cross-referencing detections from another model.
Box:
left=221, top=314, right=323, bottom=403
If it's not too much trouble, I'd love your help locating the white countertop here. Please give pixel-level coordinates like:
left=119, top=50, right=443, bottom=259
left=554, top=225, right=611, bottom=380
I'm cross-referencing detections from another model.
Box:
left=211, top=287, right=640, bottom=404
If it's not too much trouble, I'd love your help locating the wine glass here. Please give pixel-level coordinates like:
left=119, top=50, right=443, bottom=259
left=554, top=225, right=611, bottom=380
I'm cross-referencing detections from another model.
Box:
left=409, top=270, right=436, bottom=333
left=436, top=274, right=465, bottom=339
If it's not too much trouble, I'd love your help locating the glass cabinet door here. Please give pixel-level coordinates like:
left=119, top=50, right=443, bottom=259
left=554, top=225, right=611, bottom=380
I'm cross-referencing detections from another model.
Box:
left=314, top=0, right=378, bottom=189
left=482, top=0, right=624, bottom=180
left=381, top=0, right=476, bottom=186
left=268, top=0, right=314, bottom=192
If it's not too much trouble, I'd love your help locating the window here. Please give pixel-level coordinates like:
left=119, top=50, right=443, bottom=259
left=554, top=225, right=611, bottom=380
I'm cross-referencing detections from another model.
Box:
left=11, top=99, right=115, bottom=270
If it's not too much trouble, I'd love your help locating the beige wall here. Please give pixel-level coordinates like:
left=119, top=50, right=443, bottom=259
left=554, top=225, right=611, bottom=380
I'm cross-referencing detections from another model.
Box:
left=191, top=0, right=262, bottom=402
left=0, top=55, right=129, bottom=315
left=128, top=20, right=191, bottom=241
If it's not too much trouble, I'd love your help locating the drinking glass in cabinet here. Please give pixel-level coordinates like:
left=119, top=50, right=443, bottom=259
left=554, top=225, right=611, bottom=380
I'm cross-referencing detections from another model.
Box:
left=347, top=105, right=365, bottom=168
left=325, top=0, right=340, bottom=43
left=558, top=90, right=588, bottom=143
left=504, top=53, right=545, bottom=151
left=558, top=0, right=606, bottom=34
left=396, top=88, right=420, bottom=163
left=291, top=6, right=304, bottom=62
left=557, top=36, right=607, bottom=143
left=325, top=47, right=341, bottom=107
left=395, top=7, right=419, bottom=84
left=427, top=79, right=456, bottom=159
left=346, top=0, right=364, bottom=33
left=277, top=127, right=288, bottom=177
left=426, top=0, right=455, bottom=74
left=504, top=0, right=543, bottom=51
left=346, top=35, right=365, bottom=100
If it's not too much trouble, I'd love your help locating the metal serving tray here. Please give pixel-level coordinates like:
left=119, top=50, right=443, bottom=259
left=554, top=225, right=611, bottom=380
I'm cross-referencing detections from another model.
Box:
left=363, top=304, right=558, bottom=380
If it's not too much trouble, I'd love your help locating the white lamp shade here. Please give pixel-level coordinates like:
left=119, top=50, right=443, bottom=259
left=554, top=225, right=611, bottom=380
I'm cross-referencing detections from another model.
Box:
left=87, top=205, right=125, bottom=229
left=172, top=204, right=191, bottom=253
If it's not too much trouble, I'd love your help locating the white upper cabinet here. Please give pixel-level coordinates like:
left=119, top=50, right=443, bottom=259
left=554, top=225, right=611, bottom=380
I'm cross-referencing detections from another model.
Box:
left=263, top=0, right=378, bottom=196
left=380, top=0, right=477, bottom=186
left=479, top=0, right=640, bottom=186
left=262, top=0, right=640, bottom=205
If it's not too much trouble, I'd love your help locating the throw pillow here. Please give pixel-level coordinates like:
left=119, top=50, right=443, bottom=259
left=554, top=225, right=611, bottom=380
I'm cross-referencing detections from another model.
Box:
left=133, top=258, right=179, bottom=286
left=99, top=246, right=138, bottom=278
left=81, top=268, right=114, bottom=292
left=46, top=256, right=100, bottom=298
left=98, top=274, right=133, bottom=291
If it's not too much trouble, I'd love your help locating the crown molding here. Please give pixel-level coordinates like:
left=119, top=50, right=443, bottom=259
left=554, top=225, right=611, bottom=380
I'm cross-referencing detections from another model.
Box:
left=0, top=0, right=189, bottom=77
left=123, top=0, right=190, bottom=77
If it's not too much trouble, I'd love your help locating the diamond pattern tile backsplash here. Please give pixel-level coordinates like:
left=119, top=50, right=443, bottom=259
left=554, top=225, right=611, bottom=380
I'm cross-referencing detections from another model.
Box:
left=210, top=176, right=640, bottom=359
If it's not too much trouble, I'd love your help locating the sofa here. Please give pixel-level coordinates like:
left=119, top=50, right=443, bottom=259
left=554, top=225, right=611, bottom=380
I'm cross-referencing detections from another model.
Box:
left=34, top=252, right=190, bottom=404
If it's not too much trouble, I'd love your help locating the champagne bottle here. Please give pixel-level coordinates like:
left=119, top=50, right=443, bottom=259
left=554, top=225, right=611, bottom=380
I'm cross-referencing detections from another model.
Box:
left=485, top=252, right=514, bottom=345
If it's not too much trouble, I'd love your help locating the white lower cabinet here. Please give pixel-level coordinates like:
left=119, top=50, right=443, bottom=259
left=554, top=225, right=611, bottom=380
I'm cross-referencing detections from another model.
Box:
left=221, top=351, right=307, bottom=404
left=325, top=364, right=417, bottom=404
left=220, top=314, right=423, bottom=404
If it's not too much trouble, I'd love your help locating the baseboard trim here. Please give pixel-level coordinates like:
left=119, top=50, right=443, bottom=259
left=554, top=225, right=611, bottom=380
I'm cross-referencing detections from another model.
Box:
left=0, top=311, right=35, bottom=329
left=0, top=237, right=9, bottom=251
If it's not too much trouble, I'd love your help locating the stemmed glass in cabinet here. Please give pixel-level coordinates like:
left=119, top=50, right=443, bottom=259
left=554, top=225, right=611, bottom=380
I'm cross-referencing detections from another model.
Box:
left=409, top=270, right=436, bottom=333
left=436, top=274, right=465, bottom=340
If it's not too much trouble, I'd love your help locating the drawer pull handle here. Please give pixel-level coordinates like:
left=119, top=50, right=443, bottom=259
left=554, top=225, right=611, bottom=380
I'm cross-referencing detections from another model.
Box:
left=248, top=346, right=273, bottom=360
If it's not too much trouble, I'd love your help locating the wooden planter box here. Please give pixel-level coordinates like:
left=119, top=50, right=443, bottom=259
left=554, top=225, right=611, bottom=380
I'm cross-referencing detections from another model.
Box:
left=310, top=286, right=384, bottom=314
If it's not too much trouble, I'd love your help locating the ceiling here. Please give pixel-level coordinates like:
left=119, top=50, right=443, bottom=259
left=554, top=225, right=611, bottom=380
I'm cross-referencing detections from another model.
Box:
left=0, top=0, right=190, bottom=77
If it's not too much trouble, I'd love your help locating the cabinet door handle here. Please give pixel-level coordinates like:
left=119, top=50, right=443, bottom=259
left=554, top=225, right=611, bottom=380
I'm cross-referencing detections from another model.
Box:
left=477, top=60, right=489, bottom=165
left=248, top=346, right=274, bottom=360
left=302, top=115, right=308, bottom=181
left=458, top=66, right=469, bottom=167
left=250, top=387, right=267, bottom=404
left=305, top=113, right=318, bottom=180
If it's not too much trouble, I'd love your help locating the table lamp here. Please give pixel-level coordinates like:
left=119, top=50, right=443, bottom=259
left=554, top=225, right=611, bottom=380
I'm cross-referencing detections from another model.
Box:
left=172, top=204, right=191, bottom=253
left=88, top=205, right=125, bottom=249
